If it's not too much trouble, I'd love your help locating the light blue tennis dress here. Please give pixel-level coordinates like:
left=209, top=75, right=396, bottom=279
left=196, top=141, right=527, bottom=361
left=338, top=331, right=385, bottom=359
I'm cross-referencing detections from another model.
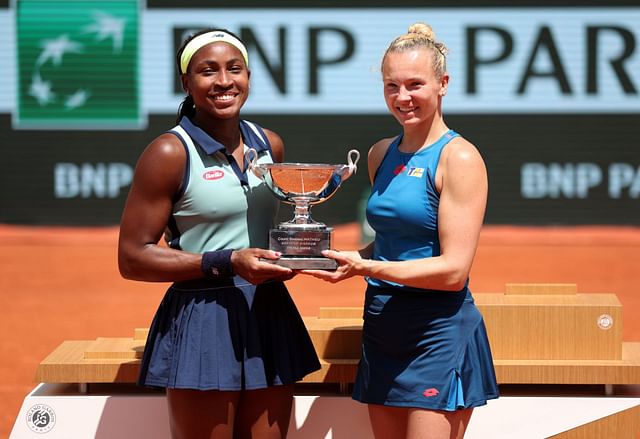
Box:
left=353, top=130, right=499, bottom=410
left=138, top=116, right=320, bottom=391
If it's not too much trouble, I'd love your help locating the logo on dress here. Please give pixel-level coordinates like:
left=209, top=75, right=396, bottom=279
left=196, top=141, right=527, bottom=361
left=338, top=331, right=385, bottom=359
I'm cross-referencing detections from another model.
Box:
left=26, top=404, right=56, bottom=433
left=407, top=167, right=424, bottom=178
left=423, top=388, right=440, bottom=398
left=393, top=164, right=406, bottom=175
left=203, top=170, right=224, bottom=180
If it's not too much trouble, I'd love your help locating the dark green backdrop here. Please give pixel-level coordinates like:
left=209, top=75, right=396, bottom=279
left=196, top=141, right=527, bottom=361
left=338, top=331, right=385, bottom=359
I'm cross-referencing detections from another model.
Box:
left=1, top=0, right=638, bottom=225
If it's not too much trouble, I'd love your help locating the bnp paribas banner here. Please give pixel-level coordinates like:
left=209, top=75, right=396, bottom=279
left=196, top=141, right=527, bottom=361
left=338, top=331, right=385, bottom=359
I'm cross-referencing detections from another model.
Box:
left=14, top=0, right=141, bottom=129
left=3, top=2, right=640, bottom=128
left=0, top=1, right=638, bottom=225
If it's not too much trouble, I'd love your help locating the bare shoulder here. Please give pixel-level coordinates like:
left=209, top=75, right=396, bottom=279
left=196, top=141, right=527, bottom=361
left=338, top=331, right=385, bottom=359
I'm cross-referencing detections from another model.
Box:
left=439, top=135, right=488, bottom=195
left=441, top=135, right=485, bottom=169
left=367, top=137, right=396, bottom=183
left=134, top=132, right=186, bottom=191
left=263, top=128, right=285, bottom=163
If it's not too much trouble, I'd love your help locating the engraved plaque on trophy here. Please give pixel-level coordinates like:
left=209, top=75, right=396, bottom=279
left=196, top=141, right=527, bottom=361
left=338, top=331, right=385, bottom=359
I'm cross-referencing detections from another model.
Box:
left=246, top=148, right=360, bottom=270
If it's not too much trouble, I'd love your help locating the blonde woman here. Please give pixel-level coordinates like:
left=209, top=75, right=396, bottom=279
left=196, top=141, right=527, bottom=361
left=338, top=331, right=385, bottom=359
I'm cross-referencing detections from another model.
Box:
left=304, top=23, right=499, bottom=439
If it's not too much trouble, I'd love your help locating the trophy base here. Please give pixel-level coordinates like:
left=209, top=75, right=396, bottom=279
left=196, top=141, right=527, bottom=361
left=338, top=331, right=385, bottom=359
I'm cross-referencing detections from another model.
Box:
left=263, top=256, right=338, bottom=270
left=265, top=227, right=336, bottom=270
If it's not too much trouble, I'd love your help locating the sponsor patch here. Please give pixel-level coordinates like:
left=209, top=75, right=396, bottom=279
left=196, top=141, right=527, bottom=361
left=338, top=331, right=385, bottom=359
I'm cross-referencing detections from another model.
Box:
left=203, top=170, right=225, bottom=180
left=393, top=164, right=406, bottom=175
left=423, top=388, right=440, bottom=398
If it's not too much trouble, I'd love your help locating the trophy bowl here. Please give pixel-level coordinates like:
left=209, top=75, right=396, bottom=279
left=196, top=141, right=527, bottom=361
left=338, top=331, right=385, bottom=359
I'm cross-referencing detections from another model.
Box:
left=246, top=148, right=360, bottom=269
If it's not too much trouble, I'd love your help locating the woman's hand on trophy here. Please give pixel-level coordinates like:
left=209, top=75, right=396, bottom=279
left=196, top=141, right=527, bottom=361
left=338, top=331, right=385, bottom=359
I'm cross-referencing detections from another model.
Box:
left=231, top=248, right=294, bottom=284
left=301, top=249, right=364, bottom=282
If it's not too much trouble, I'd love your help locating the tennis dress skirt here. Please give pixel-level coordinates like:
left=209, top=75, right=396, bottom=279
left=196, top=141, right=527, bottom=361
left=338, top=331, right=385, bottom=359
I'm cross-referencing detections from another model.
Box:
left=138, top=276, right=320, bottom=391
left=353, top=285, right=499, bottom=410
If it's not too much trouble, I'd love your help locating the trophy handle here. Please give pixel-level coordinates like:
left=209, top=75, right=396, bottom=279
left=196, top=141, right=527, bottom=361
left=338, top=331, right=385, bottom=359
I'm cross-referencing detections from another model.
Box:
left=346, top=149, right=360, bottom=177
left=245, top=147, right=265, bottom=179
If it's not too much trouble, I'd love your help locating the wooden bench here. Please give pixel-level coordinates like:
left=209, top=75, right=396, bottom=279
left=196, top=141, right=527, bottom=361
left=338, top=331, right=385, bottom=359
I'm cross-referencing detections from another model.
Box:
left=36, top=283, right=640, bottom=389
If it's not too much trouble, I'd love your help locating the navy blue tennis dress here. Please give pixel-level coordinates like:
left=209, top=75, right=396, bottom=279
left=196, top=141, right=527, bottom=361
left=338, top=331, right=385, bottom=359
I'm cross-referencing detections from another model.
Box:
left=138, top=117, right=320, bottom=391
left=353, top=130, right=499, bottom=410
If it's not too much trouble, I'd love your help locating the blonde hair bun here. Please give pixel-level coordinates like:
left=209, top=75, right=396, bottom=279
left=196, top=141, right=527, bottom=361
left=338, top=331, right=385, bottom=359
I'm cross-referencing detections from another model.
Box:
left=408, top=22, right=435, bottom=40
left=382, top=21, right=449, bottom=77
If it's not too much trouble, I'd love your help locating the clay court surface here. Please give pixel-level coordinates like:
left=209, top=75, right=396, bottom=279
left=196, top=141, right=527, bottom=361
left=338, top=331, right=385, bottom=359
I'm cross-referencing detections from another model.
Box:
left=1, top=223, right=640, bottom=437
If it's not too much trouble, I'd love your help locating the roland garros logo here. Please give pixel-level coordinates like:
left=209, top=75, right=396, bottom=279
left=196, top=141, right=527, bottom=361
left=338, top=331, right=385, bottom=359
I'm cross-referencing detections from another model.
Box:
left=203, top=170, right=225, bottom=180
left=26, top=404, right=56, bottom=433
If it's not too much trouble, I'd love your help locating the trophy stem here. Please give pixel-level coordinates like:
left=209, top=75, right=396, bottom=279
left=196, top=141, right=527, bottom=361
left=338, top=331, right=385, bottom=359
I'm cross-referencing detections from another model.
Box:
left=280, top=198, right=326, bottom=230
left=294, top=199, right=311, bottom=224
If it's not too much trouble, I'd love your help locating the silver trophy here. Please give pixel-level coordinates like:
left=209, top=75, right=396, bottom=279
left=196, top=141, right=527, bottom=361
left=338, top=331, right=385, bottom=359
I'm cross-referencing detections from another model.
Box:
left=246, top=148, right=360, bottom=269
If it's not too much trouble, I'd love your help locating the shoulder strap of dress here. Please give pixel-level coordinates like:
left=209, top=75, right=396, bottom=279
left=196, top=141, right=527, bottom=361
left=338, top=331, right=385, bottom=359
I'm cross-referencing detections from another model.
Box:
left=166, top=125, right=191, bottom=202
left=243, top=120, right=273, bottom=152
left=370, top=135, right=402, bottom=183
left=243, top=120, right=265, bottom=142
left=425, top=130, right=461, bottom=195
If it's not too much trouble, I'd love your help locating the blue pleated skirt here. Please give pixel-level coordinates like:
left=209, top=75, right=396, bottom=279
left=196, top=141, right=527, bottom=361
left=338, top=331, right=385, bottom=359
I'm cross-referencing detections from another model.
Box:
left=138, top=276, right=320, bottom=391
left=352, top=285, right=499, bottom=410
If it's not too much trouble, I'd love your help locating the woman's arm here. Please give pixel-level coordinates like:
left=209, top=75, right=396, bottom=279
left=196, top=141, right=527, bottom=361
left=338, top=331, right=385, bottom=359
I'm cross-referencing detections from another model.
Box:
left=306, top=138, right=487, bottom=291
left=365, top=137, right=488, bottom=290
left=118, top=132, right=293, bottom=284
left=118, top=133, right=204, bottom=282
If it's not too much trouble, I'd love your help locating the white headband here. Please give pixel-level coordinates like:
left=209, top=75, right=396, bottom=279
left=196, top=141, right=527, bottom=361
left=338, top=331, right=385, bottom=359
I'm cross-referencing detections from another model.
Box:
left=180, top=31, right=249, bottom=74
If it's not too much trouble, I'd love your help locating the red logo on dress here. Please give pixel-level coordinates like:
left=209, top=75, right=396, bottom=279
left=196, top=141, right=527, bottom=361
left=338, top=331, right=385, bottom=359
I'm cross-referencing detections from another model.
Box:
left=423, top=388, right=439, bottom=397
left=394, top=164, right=406, bottom=175
left=203, top=170, right=224, bottom=180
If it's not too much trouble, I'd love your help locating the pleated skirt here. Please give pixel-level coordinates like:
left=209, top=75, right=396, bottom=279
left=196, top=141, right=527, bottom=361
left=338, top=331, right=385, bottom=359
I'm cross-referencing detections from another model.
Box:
left=352, top=285, right=499, bottom=410
left=138, top=276, right=320, bottom=391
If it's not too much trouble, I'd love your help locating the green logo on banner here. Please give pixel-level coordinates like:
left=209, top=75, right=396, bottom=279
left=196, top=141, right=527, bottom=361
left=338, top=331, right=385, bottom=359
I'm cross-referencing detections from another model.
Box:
left=15, top=0, right=143, bottom=129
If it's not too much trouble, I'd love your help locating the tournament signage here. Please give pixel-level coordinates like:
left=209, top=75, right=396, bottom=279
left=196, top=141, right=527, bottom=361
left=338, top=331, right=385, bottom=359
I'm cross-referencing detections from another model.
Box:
left=0, top=1, right=638, bottom=225
left=14, top=0, right=141, bottom=129
left=4, top=4, right=639, bottom=122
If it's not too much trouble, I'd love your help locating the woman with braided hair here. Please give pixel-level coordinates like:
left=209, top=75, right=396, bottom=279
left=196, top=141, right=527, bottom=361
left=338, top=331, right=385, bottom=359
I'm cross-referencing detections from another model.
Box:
left=303, top=22, right=499, bottom=439
left=118, top=28, right=320, bottom=439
